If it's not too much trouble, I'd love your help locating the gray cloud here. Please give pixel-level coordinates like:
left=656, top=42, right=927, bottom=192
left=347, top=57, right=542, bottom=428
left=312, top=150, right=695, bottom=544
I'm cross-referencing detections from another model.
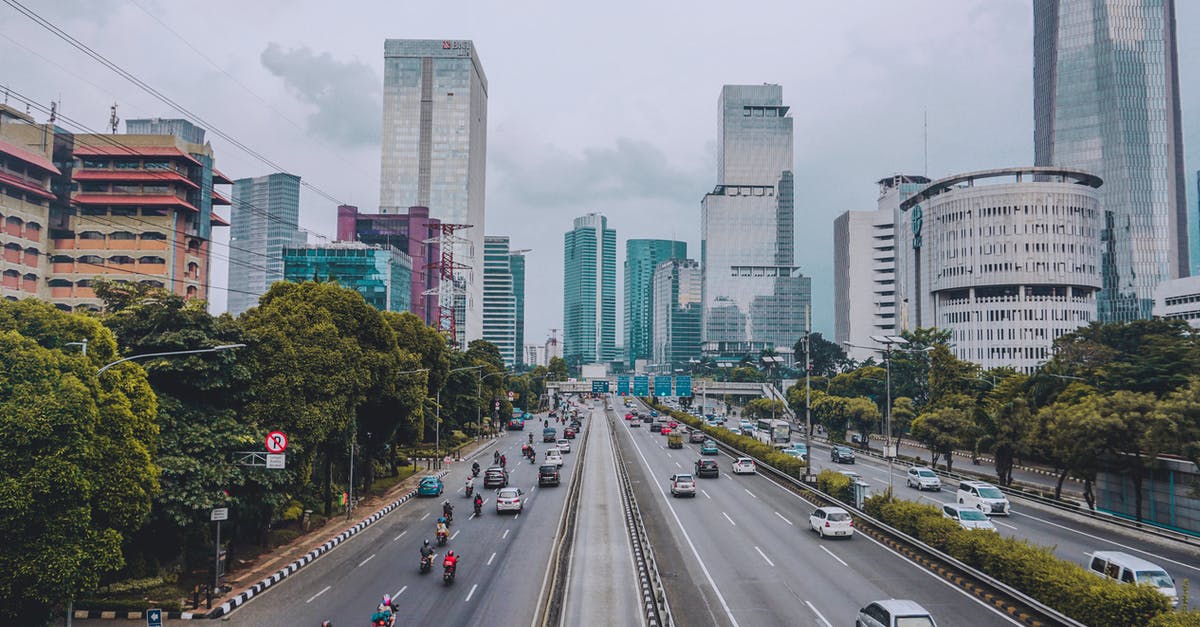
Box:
left=260, top=43, right=380, bottom=147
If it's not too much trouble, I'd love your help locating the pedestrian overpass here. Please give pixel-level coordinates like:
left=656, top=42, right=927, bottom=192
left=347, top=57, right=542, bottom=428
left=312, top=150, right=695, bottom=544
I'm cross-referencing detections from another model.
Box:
left=545, top=379, right=794, bottom=419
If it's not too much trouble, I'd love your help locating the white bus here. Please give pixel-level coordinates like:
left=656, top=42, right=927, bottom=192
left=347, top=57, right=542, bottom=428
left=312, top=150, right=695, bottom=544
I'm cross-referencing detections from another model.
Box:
left=756, top=418, right=792, bottom=444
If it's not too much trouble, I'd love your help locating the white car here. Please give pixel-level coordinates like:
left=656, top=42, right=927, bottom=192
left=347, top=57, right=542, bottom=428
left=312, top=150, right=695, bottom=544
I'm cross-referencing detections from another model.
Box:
left=856, top=599, right=937, bottom=627
left=545, top=449, right=564, bottom=467
left=942, top=504, right=997, bottom=531
left=907, top=467, right=942, bottom=491
left=809, top=506, right=854, bottom=538
left=496, top=487, right=524, bottom=513
left=556, top=438, right=571, bottom=453
left=957, top=481, right=1011, bottom=516
left=670, top=473, right=696, bottom=497
left=732, top=457, right=756, bottom=474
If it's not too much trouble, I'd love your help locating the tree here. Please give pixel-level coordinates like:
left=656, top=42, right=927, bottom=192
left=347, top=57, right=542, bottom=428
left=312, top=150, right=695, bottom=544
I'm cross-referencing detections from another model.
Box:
left=889, top=327, right=949, bottom=409
left=827, top=366, right=886, bottom=411
left=547, top=357, right=568, bottom=382
left=743, top=398, right=785, bottom=421
left=844, top=397, right=882, bottom=447
left=909, top=403, right=975, bottom=472
left=1160, top=378, right=1200, bottom=466
left=1046, top=319, right=1200, bottom=395
left=794, top=332, right=850, bottom=377
left=810, top=392, right=850, bottom=442
left=384, top=311, right=450, bottom=398
left=927, top=344, right=980, bottom=409
left=890, top=397, right=916, bottom=437
left=979, top=375, right=1033, bottom=486
left=0, top=317, right=158, bottom=624
left=729, top=366, right=765, bottom=383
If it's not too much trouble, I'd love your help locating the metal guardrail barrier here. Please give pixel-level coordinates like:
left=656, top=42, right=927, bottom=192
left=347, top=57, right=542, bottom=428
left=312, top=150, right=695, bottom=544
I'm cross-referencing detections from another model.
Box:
left=534, top=408, right=591, bottom=627
left=652, top=403, right=1084, bottom=627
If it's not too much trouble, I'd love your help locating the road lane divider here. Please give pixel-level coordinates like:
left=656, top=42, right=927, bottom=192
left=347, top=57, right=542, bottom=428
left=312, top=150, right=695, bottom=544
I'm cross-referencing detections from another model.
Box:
left=305, top=585, right=331, bottom=604
left=722, top=512, right=737, bottom=526
left=804, top=600, right=833, bottom=627
left=358, top=554, right=375, bottom=568
left=774, top=511, right=792, bottom=525
left=754, top=546, right=775, bottom=567
left=819, top=546, right=847, bottom=567
left=744, top=488, right=757, bottom=499
left=394, top=585, right=406, bottom=597
left=465, top=584, right=478, bottom=603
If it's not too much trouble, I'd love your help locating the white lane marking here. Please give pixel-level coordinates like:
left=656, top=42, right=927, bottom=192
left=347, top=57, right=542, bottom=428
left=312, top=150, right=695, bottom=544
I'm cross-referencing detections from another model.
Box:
left=774, top=511, right=793, bottom=525
left=502, top=529, right=510, bottom=539
left=744, top=488, right=758, bottom=499
left=722, top=511, right=737, bottom=526
left=358, top=554, right=375, bottom=568
left=421, top=513, right=429, bottom=521
left=754, top=545, right=775, bottom=567
left=516, top=512, right=520, bottom=519
left=992, top=519, right=1018, bottom=530
left=487, top=552, right=496, bottom=565
left=394, top=530, right=407, bottom=541
left=451, top=530, right=460, bottom=540
left=805, top=600, right=833, bottom=627
left=465, top=583, right=478, bottom=602
left=749, top=467, right=1024, bottom=625
left=675, top=461, right=682, bottom=469
left=394, top=585, right=407, bottom=597
left=1011, top=511, right=1200, bottom=574
left=701, top=489, right=712, bottom=500
left=820, top=545, right=848, bottom=567
left=723, top=474, right=733, bottom=481
left=626, top=420, right=740, bottom=627
left=305, top=585, right=331, bottom=603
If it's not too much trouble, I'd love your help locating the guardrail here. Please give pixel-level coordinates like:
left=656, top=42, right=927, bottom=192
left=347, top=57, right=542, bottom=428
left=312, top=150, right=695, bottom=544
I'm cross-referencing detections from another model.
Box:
left=608, top=410, right=672, bottom=627
left=647, top=402, right=1084, bottom=627
left=533, top=409, right=591, bottom=626
left=817, top=435, right=1200, bottom=550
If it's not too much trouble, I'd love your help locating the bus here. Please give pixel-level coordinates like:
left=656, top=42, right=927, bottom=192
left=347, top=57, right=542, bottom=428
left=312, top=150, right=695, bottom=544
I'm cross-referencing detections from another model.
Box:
left=756, top=418, right=792, bottom=444
left=508, top=410, right=525, bottom=430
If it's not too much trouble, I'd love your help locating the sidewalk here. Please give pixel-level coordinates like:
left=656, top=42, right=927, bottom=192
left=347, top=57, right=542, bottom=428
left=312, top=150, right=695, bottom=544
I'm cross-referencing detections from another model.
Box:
left=192, top=436, right=500, bottom=615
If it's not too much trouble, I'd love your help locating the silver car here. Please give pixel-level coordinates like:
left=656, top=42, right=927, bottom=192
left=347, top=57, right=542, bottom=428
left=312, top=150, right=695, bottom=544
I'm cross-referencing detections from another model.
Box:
left=942, top=504, right=997, bottom=531
left=856, top=599, right=937, bottom=627
left=906, top=466, right=942, bottom=491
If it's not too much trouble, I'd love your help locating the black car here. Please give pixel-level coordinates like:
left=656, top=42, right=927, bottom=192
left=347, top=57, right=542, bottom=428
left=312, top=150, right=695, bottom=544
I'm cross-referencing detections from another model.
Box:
left=543, top=427, right=557, bottom=442
left=695, top=459, right=720, bottom=478
left=649, top=422, right=662, bottom=433
left=538, top=464, right=560, bottom=487
left=831, top=446, right=856, bottom=464
left=483, top=466, right=509, bottom=488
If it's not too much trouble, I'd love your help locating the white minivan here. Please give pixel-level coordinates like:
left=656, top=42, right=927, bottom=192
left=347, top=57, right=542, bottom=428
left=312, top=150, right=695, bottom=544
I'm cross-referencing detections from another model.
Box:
left=1087, top=551, right=1178, bottom=607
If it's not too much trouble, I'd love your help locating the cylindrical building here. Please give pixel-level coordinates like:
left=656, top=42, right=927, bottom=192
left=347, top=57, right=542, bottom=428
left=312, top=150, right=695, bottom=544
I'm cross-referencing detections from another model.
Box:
left=897, top=167, right=1102, bottom=372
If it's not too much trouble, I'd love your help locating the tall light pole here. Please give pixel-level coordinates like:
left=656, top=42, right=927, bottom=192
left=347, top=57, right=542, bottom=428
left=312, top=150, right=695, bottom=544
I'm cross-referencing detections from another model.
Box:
left=65, top=339, right=88, bottom=355
left=844, top=337, right=933, bottom=492
left=478, top=370, right=506, bottom=438
left=97, top=344, right=246, bottom=374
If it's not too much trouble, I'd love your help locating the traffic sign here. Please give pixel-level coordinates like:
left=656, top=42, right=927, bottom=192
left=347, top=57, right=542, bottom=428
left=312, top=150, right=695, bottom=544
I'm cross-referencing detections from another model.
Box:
left=591, top=379, right=610, bottom=393
left=633, top=375, right=649, bottom=396
left=146, top=608, right=162, bottom=627
left=617, top=375, right=630, bottom=395
left=265, top=431, right=288, bottom=454
left=653, top=376, right=672, bottom=397
left=675, top=375, right=692, bottom=397
left=266, top=454, right=286, bottom=469
left=210, top=508, right=229, bottom=522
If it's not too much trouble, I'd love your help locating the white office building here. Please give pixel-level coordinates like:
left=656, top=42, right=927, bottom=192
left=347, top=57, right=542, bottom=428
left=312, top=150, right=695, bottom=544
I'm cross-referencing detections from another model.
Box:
left=896, top=167, right=1103, bottom=373
left=1153, top=276, right=1200, bottom=329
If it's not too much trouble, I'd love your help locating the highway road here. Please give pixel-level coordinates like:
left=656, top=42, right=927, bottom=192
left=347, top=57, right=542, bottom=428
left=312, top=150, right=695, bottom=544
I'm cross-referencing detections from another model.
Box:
left=800, top=435, right=1200, bottom=610
left=226, top=410, right=584, bottom=626
left=562, top=401, right=644, bottom=627
left=616, top=399, right=1019, bottom=627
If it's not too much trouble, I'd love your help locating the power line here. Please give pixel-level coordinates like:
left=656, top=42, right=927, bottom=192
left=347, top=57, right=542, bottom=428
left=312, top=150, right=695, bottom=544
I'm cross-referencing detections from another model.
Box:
left=2, top=0, right=346, bottom=207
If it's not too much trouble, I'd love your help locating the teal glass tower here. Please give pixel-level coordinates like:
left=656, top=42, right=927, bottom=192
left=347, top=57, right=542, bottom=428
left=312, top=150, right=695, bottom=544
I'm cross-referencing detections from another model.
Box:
left=282, top=242, right=412, bottom=313
left=509, top=250, right=527, bottom=369
left=483, top=236, right=518, bottom=368
left=625, top=239, right=687, bottom=368
left=563, top=213, right=616, bottom=370
left=1034, top=0, right=1188, bottom=321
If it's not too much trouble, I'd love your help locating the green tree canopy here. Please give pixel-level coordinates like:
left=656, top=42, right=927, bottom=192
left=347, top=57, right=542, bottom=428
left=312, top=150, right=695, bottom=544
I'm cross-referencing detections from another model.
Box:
left=794, top=332, right=850, bottom=377
left=1046, top=319, right=1200, bottom=395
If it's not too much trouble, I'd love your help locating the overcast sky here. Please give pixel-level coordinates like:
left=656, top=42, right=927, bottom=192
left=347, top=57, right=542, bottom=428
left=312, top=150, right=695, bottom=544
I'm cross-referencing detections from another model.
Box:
left=4, top=1, right=1198, bottom=345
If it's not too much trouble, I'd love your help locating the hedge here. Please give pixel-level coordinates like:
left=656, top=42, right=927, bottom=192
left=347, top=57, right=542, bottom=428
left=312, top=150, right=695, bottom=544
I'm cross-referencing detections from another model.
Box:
left=1149, top=610, right=1200, bottom=626
left=863, top=493, right=1172, bottom=626
left=816, top=469, right=854, bottom=502
left=647, top=401, right=808, bottom=478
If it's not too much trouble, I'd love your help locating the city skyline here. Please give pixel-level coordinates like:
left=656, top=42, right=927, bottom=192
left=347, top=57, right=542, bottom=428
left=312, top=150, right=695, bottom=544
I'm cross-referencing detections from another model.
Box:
left=7, top=2, right=1200, bottom=347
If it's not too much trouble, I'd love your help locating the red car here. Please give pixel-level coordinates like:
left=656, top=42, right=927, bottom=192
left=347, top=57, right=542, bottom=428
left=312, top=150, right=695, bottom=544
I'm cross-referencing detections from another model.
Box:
left=564, top=427, right=576, bottom=439
left=661, top=427, right=672, bottom=436
left=624, top=413, right=634, bottom=420
left=668, top=420, right=679, bottom=429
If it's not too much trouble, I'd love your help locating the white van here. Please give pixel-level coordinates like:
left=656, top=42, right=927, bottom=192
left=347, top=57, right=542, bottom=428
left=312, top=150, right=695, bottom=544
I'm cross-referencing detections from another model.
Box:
left=1087, top=551, right=1178, bottom=607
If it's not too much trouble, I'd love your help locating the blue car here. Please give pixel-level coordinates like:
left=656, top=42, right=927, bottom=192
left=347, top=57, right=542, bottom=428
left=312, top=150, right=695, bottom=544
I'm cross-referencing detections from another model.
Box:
left=417, top=476, right=443, bottom=497
left=700, top=440, right=719, bottom=455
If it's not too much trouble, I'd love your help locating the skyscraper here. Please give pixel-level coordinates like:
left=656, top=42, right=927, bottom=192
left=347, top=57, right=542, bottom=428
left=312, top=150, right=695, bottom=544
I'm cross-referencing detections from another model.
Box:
left=282, top=241, right=412, bottom=313
left=563, top=213, right=616, bottom=369
left=379, top=39, right=488, bottom=344
left=509, top=249, right=528, bottom=369
left=625, top=239, right=687, bottom=368
left=1034, top=0, right=1188, bottom=321
left=227, top=173, right=303, bottom=315
left=482, top=235, right=517, bottom=368
left=336, top=204, right=441, bottom=326
left=653, top=258, right=702, bottom=368
left=701, top=85, right=810, bottom=361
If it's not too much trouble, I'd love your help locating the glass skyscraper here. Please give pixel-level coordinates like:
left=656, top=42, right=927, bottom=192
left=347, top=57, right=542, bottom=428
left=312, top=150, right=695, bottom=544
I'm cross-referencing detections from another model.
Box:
left=227, top=172, right=303, bottom=315
left=701, top=85, right=810, bottom=360
left=625, top=239, right=687, bottom=368
left=563, top=213, right=616, bottom=369
left=1034, top=0, right=1188, bottom=321
left=282, top=242, right=412, bottom=313
left=509, top=249, right=527, bottom=369
left=482, top=235, right=518, bottom=368
left=380, top=39, right=488, bottom=343
left=653, top=258, right=702, bottom=369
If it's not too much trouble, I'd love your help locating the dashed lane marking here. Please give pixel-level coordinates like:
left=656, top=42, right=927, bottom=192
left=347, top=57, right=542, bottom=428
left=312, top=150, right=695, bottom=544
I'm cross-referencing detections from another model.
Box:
left=358, top=554, right=374, bottom=568
left=722, top=511, right=737, bottom=526
left=774, top=511, right=793, bottom=525
left=394, top=530, right=407, bottom=541
left=805, top=600, right=833, bottom=627
left=487, top=552, right=496, bottom=565
left=394, top=585, right=407, bottom=598
left=502, top=529, right=510, bottom=539
left=820, top=546, right=848, bottom=567
left=754, top=545, right=775, bottom=567
left=451, top=530, right=460, bottom=540
left=701, top=489, right=712, bottom=500
left=744, top=488, right=758, bottom=499
left=420, top=513, right=429, bottom=521
left=305, top=585, right=330, bottom=604
left=465, top=583, right=478, bottom=602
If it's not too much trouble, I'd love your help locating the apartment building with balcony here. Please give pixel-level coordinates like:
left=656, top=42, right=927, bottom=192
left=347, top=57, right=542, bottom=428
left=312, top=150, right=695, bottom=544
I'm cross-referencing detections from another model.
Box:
left=0, top=104, right=58, bottom=302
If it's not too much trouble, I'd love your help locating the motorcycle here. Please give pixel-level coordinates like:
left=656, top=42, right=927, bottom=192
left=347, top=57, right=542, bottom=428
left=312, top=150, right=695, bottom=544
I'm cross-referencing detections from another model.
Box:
left=528, top=452, right=535, bottom=464
left=465, top=484, right=473, bottom=498
left=436, top=529, right=448, bottom=546
left=471, top=465, right=480, bottom=478
left=473, top=501, right=482, bottom=517
left=443, top=562, right=457, bottom=585
left=419, top=553, right=433, bottom=573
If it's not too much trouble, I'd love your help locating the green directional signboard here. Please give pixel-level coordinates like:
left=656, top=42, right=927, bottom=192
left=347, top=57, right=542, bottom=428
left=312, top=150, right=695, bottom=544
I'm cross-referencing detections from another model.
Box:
left=654, top=375, right=673, bottom=397
left=633, top=375, right=649, bottom=396
left=617, top=375, right=630, bottom=395
left=591, top=379, right=610, bottom=393
left=675, top=376, right=692, bottom=398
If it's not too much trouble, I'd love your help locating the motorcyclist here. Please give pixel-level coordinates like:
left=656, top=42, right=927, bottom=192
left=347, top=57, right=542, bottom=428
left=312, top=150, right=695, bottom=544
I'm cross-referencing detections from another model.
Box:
left=528, top=433, right=533, bottom=444
left=473, top=492, right=483, bottom=516
left=493, top=450, right=500, bottom=464
left=442, top=500, right=454, bottom=523
left=420, top=539, right=435, bottom=560
left=436, top=517, right=449, bottom=543
left=471, top=461, right=480, bottom=477
left=464, top=476, right=473, bottom=498
left=443, top=550, right=459, bottom=575
left=382, top=594, right=398, bottom=614
left=500, top=454, right=506, bottom=468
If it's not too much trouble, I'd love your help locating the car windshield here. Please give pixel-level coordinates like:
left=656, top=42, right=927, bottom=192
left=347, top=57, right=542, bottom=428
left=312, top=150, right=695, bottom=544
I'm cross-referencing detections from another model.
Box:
left=1136, top=570, right=1174, bottom=588
left=918, top=470, right=936, bottom=478
left=539, top=465, right=555, bottom=472
left=422, top=478, right=436, bottom=484
left=977, top=487, right=1004, bottom=499
left=959, top=509, right=989, bottom=521
left=676, top=475, right=693, bottom=482
left=895, top=618, right=935, bottom=627
left=498, top=489, right=519, bottom=498
left=826, top=511, right=850, bottom=522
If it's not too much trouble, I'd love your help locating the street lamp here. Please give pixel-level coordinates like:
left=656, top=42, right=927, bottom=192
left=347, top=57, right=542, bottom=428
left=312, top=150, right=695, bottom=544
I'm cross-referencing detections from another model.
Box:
left=478, top=370, right=506, bottom=439
left=97, top=344, right=246, bottom=374
left=844, top=337, right=933, bottom=492
left=65, top=339, right=88, bottom=355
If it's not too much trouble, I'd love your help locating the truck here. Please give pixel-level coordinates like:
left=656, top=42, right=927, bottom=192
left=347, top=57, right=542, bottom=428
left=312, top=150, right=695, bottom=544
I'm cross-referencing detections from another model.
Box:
left=667, top=432, right=683, bottom=449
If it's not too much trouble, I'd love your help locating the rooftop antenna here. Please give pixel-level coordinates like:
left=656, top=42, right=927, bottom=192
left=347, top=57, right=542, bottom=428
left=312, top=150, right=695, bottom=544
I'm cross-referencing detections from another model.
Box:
left=923, top=109, right=928, bottom=177
left=109, top=102, right=119, bottom=134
